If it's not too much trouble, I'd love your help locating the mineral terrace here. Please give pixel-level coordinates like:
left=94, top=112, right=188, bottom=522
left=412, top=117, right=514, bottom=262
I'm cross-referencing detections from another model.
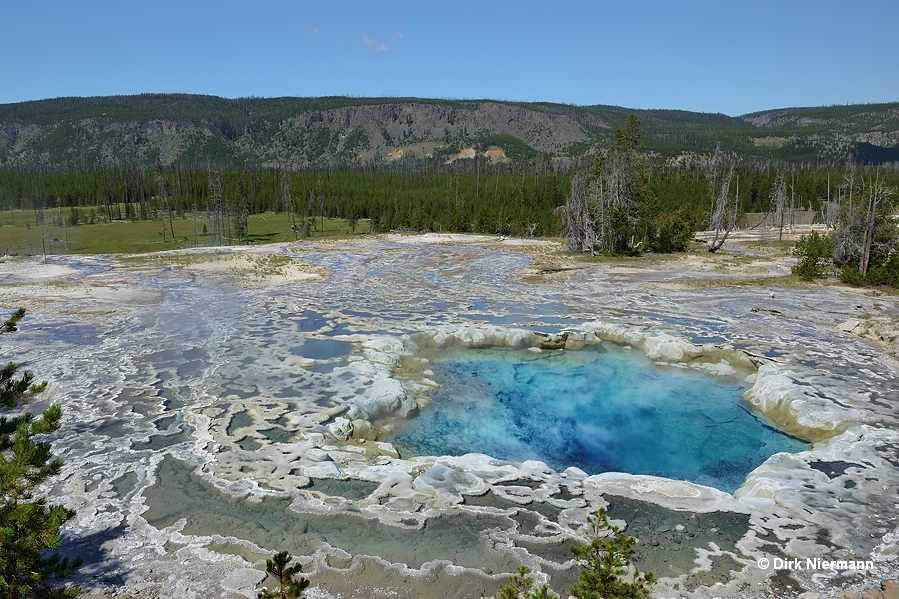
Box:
left=1, top=234, right=897, bottom=599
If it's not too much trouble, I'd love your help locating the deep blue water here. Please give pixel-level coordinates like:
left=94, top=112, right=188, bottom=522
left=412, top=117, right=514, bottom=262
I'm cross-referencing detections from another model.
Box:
left=388, top=346, right=806, bottom=492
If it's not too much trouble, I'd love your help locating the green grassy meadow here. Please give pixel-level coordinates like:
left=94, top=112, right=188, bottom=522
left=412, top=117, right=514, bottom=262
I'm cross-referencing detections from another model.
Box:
left=0, top=209, right=370, bottom=255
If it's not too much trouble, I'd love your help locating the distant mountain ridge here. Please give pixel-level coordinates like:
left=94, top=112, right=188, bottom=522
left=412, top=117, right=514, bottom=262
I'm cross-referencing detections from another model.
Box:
left=0, top=94, right=897, bottom=169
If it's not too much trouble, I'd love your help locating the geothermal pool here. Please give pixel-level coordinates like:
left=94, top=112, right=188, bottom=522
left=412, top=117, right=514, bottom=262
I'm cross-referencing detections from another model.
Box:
left=387, top=346, right=805, bottom=492
left=3, top=238, right=898, bottom=599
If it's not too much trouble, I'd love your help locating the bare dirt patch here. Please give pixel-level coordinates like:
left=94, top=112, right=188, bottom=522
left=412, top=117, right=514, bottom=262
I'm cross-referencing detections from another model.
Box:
left=838, top=309, right=899, bottom=370
left=126, top=245, right=323, bottom=288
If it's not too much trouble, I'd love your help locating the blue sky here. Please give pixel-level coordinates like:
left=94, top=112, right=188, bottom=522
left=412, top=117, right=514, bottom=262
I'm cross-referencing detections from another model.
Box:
left=2, top=0, right=897, bottom=116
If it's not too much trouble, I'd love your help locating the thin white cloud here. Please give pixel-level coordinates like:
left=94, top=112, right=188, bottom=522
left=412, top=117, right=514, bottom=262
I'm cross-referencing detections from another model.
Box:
left=309, top=27, right=320, bottom=36
left=361, top=34, right=390, bottom=53
left=395, top=31, right=404, bottom=40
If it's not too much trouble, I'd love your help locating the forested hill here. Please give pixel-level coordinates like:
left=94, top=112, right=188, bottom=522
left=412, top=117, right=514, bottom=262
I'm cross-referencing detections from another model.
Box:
left=0, top=94, right=897, bottom=170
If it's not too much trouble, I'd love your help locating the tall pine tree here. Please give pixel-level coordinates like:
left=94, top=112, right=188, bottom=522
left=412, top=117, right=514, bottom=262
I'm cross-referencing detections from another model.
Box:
left=1, top=309, right=80, bottom=599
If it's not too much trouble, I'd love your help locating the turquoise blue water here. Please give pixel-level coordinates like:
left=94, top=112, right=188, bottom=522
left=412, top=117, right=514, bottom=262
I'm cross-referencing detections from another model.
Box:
left=388, top=346, right=806, bottom=492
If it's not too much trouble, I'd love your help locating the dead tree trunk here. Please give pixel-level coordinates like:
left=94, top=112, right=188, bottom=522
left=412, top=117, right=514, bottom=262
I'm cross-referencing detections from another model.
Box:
left=556, top=173, right=594, bottom=253
left=859, top=173, right=894, bottom=278
left=707, top=148, right=738, bottom=252
left=769, top=173, right=787, bottom=242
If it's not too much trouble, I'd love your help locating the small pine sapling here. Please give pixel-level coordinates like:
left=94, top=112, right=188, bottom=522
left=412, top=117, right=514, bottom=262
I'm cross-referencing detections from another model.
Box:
left=258, top=550, right=310, bottom=599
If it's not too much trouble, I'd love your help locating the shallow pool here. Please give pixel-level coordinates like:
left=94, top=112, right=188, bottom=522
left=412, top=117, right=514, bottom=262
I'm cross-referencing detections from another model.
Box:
left=387, top=345, right=806, bottom=492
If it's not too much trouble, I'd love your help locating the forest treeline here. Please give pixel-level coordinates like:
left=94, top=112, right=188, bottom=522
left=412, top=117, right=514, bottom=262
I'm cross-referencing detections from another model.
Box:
left=2, top=157, right=893, bottom=239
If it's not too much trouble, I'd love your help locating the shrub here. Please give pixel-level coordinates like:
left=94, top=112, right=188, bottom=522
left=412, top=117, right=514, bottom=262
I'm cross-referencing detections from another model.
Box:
left=652, top=211, right=694, bottom=253
left=865, top=252, right=899, bottom=287
left=840, top=263, right=866, bottom=286
left=792, top=230, right=831, bottom=281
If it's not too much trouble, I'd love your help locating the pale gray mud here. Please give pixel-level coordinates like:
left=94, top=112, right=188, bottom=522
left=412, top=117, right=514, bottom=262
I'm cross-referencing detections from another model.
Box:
left=1, top=238, right=897, bottom=599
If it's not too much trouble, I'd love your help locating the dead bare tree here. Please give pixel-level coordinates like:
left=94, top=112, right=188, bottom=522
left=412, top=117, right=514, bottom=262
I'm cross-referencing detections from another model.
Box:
left=706, top=147, right=739, bottom=252
left=832, top=165, right=862, bottom=266
left=318, top=175, right=325, bottom=234
left=825, top=171, right=834, bottom=228
left=235, top=180, right=249, bottom=245
left=859, top=172, right=896, bottom=277
left=56, top=197, right=71, bottom=251
left=831, top=166, right=897, bottom=278
left=769, top=173, right=788, bottom=241
left=281, top=165, right=297, bottom=239
left=555, top=173, right=595, bottom=253
left=306, top=186, right=317, bottom=233
left=155, top=157, right=175, bottom=240
left=208, top=172, right=225, bottom=246
left=192, top=198, right=198, bottom=248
